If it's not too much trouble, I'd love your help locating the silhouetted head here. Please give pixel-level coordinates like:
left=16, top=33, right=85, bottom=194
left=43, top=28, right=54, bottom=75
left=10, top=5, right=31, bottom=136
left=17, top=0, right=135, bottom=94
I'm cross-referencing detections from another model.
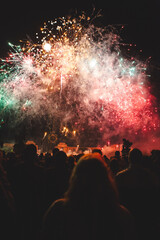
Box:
left=110, top=158, right=120, bottom=175
left=92, top=149, right=102, bottom=155
left=54, top=150, right=67, bottom=168
left=151, top=150, right=160, bottom=167
left=23, top=144, right=37, bottom=164
left=65, top=153, right=118, bottom=208
left=13, top=142, right=25, bottom=156
left=52, top=147, right=59, bottom=157
left=128, top=148, right=143, bottom=166
left=68, top=155, right=76, bottom=168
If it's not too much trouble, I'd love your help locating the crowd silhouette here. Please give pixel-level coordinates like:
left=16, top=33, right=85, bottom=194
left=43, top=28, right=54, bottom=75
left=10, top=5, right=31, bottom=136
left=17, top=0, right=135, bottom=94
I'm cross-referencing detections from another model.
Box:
left=0, top=139, right=160, bottom=240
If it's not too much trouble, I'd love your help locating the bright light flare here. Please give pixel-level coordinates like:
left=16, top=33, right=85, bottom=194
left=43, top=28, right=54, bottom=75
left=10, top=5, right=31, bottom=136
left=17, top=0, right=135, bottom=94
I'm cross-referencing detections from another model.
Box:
left=43, top=42, right=52, bottom=52
left=89, top=58, right=97, bottom=68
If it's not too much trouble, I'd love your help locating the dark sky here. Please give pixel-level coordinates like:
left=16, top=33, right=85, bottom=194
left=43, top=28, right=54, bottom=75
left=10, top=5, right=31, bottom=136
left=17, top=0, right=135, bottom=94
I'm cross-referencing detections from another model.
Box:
left=0, top=0, right=160, bottom=65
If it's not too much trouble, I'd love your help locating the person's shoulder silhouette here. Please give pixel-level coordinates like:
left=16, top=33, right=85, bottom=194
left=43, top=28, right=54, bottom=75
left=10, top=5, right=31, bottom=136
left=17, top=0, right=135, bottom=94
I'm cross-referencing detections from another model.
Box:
left=42, top=153, right=135, bottom=240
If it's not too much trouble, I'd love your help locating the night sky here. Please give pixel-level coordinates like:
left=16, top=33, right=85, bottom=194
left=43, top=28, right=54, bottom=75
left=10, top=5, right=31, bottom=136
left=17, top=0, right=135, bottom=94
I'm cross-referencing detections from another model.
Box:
left=0, top=0, right=160, bottom=64
left=1, top=0, right=160, bottom=96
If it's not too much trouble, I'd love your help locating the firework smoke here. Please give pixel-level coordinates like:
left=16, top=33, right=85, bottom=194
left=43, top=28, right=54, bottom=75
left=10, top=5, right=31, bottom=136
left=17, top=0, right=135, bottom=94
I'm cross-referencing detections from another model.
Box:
left=0, top=13, right=159, bottom=145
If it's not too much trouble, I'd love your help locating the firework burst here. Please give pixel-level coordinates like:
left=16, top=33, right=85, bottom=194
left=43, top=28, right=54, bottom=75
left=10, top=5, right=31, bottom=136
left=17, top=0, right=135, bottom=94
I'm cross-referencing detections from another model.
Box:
left=0, top=13, right=159, bottom=144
